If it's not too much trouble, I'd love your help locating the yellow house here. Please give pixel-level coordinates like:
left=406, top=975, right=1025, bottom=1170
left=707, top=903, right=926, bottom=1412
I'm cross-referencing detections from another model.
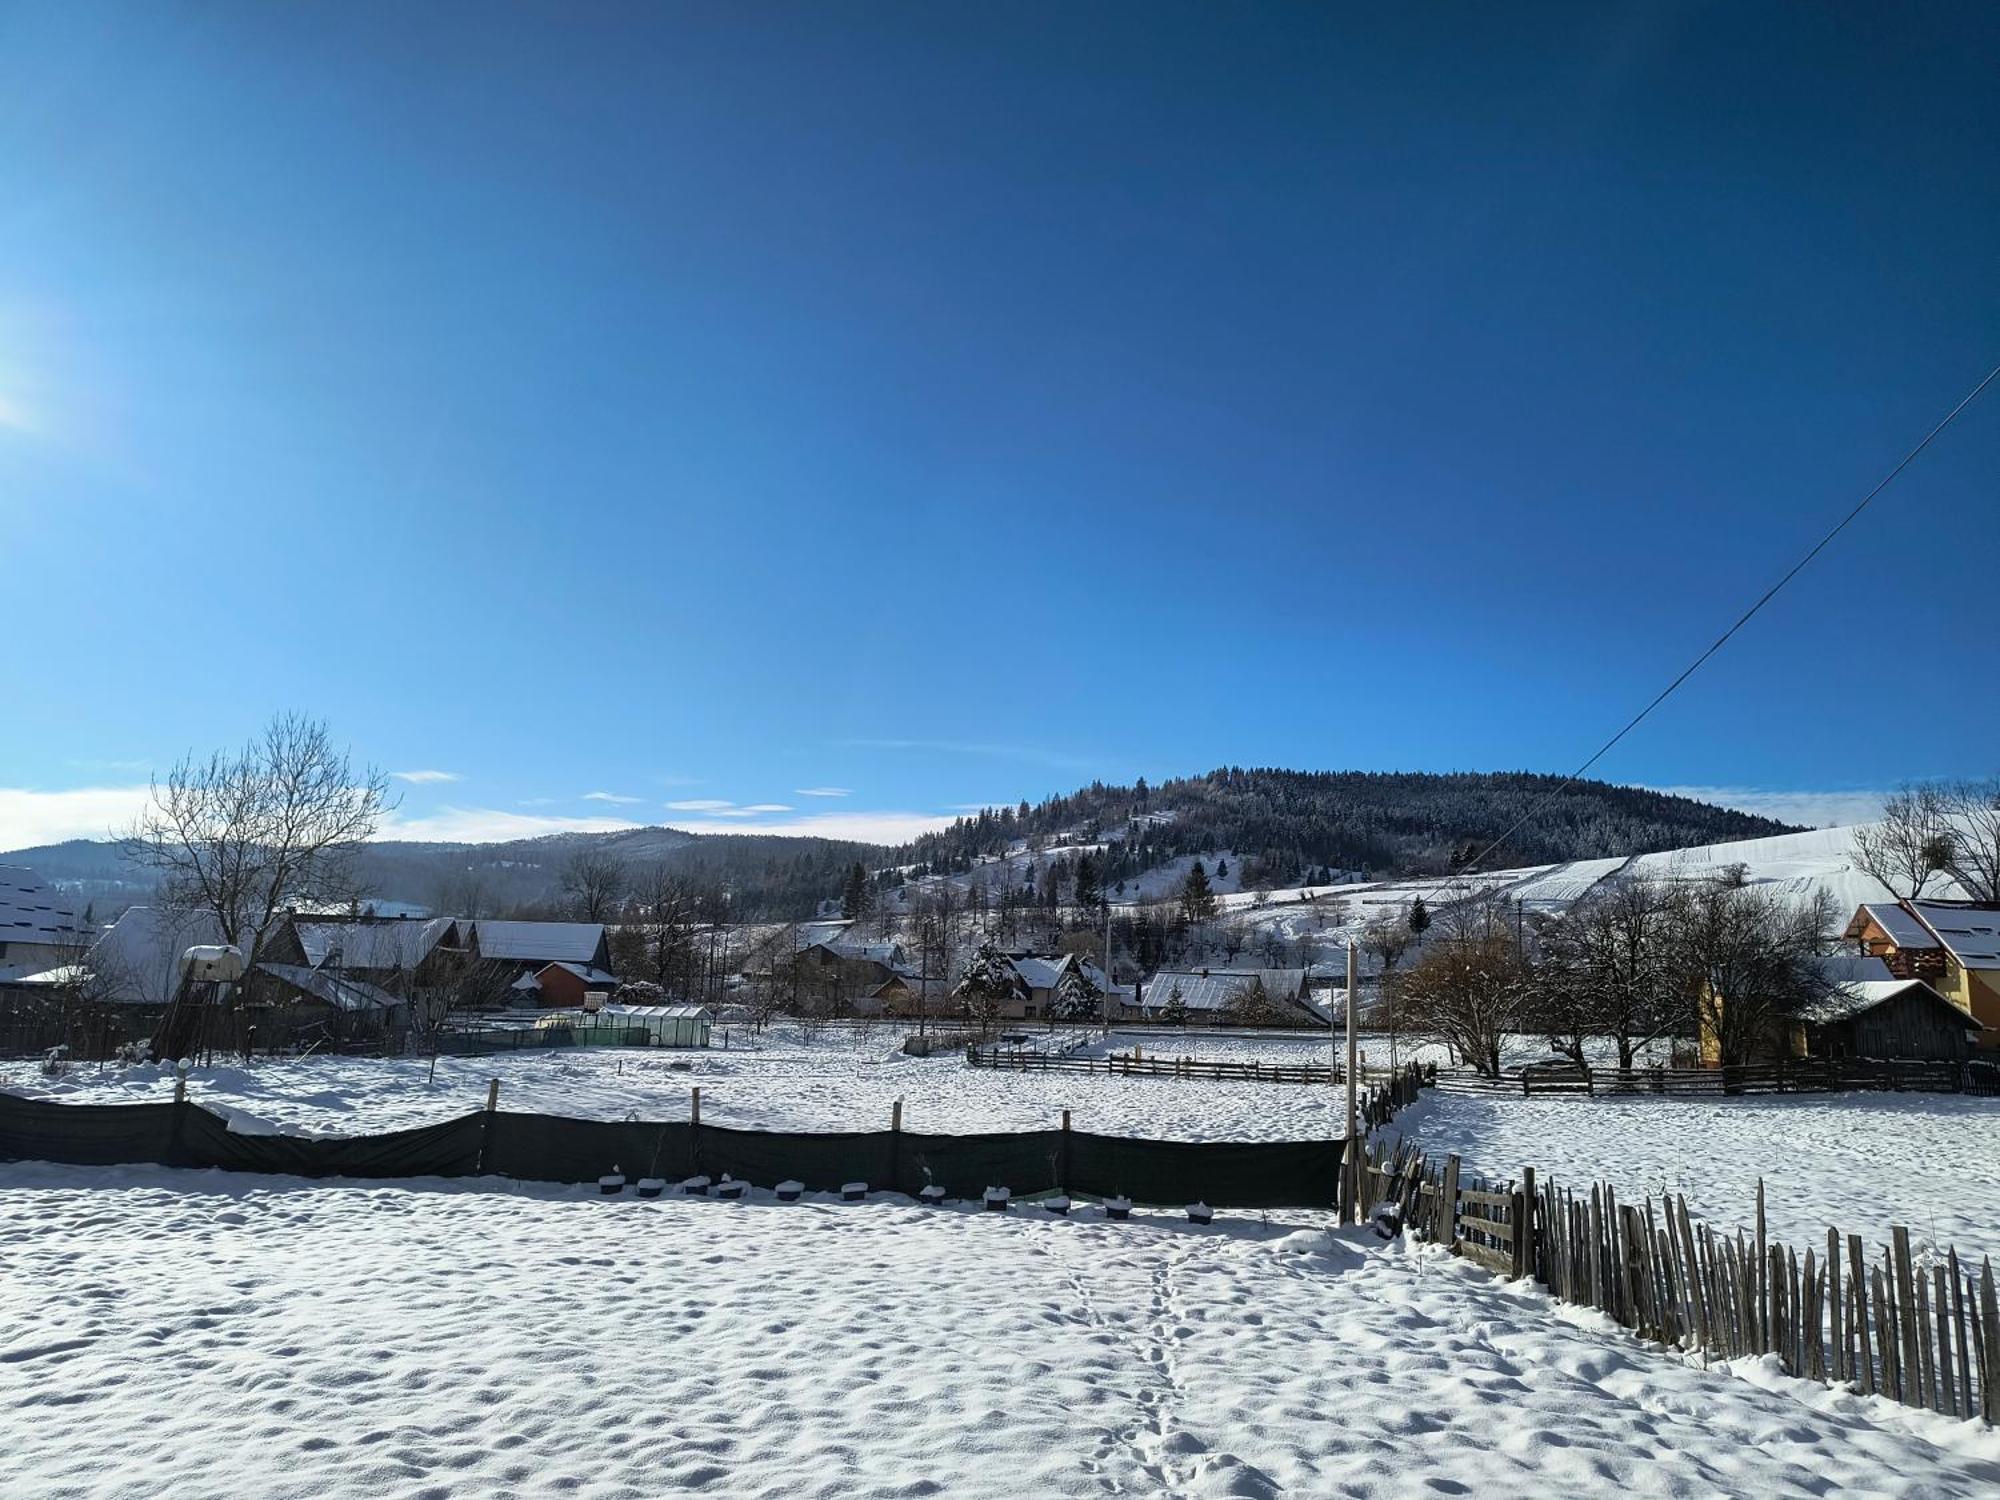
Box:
left=1843, top=900, right=2000, bottom=1045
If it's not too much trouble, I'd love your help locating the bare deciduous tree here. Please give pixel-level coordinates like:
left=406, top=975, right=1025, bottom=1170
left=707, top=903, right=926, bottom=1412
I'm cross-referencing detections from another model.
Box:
left=1386, top=900, right=1534, bottom=1078
left=1678, top=882, right=1835, bottom=1071
left=1934, top=776, right=2000, bottom=904
left=1852, top=784, right=1958, bottom=900
left=560, top=848, right=628, bottom=923
left=1534, top=878, right=1684, bottom=1072
left=124, top=713, right=392, bottom=967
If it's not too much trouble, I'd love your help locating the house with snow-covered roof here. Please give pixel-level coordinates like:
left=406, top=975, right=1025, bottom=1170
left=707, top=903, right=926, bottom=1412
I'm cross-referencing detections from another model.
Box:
left=1126, top=968, right=1318, bottom=1027
left=1843, top=899, right=2000, bottom=1045
left=1697, top=952, right=1978, bottom=1065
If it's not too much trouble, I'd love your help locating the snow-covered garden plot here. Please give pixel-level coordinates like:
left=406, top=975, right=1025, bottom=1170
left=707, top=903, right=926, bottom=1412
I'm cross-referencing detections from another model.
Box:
left=1386, top=1088, right=2000, bottom=1263
left=0, top=1025, right=1364, bottom=1143
left=2, top=1163, right=1993, bottom=1500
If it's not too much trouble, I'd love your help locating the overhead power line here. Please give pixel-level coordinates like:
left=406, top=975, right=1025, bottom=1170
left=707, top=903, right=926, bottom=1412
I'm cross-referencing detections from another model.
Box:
left=1452, top=360, right=2000, bottom=880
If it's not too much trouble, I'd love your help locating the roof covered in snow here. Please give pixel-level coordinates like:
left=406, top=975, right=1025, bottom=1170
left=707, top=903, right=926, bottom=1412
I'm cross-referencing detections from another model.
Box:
left=255, top=963, right=405, bottom=1014
left=539, top=961, right=619, bottom=987
left=1139, top=968, right=1311, bottom=1013
left=472, top=920, right=605, bottom=964
left=1799, top=976, right=1976, bottom=1028
left=296, top=917, right=453, bottom=972
left=86, top=906, right=230, bottom=1005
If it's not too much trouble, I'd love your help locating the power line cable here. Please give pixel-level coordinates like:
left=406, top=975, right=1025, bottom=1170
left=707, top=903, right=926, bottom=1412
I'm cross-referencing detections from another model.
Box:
left=1446, top=360, right=2000, bottom=883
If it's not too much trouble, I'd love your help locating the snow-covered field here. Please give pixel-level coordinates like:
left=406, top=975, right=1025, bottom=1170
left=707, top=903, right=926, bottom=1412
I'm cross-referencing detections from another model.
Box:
left=1389, top=1088, right=2000, bottom=1263
left=3, top=1162, right=1994, bottom=1500
left=0, top=1026, right=1365, bottom=1143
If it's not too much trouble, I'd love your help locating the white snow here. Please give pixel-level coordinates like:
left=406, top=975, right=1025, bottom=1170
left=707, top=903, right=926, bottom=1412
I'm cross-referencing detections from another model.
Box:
left=1, top=1163, right=1993, bottom=1499
left=1386, top=1087, right=2000, bottom=1263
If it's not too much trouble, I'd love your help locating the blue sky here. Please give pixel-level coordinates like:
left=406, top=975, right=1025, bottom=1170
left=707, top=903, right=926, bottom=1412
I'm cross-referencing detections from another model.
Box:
left=2, top=4, right=1996, bottom=848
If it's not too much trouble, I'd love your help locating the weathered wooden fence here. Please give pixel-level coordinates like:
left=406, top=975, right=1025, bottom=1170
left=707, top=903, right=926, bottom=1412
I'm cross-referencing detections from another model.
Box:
left=1357, top=1139, right=1999, bottom=1424
left=968, top=1045, right=1432, bottom=1091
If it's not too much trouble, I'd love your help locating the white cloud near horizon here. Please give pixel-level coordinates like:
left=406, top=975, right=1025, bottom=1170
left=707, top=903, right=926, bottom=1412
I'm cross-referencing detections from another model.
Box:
left=1646, top=785, right=1890, bottom=829
left=794, top=787, right=851, bottom=798
left=0, top=785, right=152, bottom=849
left=666, top=798, right=737, bottom=812
left=391, top=769, right=461, bottom=784
left=377, top=806, right=643, bottom=842
left=581, top=791, right=643, bottom=804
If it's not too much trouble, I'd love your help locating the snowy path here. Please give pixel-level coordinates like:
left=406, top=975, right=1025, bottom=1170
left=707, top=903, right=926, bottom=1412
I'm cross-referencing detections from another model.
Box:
left=2, top=1165, right=1995, bottom=1500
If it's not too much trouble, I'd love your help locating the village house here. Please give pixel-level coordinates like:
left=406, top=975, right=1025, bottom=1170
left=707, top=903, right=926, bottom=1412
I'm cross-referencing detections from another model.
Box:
left=1843, top=899, right=2000, bottom=1045
left=1124, top=967, right=1322, bottom=1026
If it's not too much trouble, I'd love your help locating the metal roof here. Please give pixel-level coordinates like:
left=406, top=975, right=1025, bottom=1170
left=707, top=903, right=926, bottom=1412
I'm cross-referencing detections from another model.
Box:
left=472, top=920, right=605, bottom=963
left=297, top=917, right=452, bottom=972
left=1138, top=968, right=1311, bottom=1013
left=0, top=865, right=83, bottom=946
left=1849, top=902, right=1940, bottom=950
left=1799, top=977, right=1977, bottom=1029
left=1908, top=903, right=2000, bottom=970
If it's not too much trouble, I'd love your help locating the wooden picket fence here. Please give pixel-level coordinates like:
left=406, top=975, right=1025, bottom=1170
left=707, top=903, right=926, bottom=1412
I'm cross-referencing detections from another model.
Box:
left=1355, top=1138, right=1999, bottom=1424
left=1427, top=1057, right=2000, bottom=1099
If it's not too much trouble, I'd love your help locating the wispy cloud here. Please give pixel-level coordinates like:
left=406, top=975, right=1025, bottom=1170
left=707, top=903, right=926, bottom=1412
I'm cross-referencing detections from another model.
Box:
left=0, top=785, right=152, bottom=849
left=794, top=787, right=851, bottom=798
left=1646, top=785, right=1889, bottom=829
left=741, top=803, right=793, bottom=814
left=581, top=791, right=643, bottom=804
left=65, top=757, right=152, bottom=774
left=666, top=798, right=737, bottom=813
left=391, top=769, right=461, bottom=785
left=379, top=806, right=643, bottom=842
left=838, top=737, right=1100, bottom=772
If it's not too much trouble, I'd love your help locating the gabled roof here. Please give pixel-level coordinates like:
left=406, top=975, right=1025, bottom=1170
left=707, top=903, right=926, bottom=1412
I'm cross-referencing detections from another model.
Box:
left=472, top=920, right=605, bottom=964
left=1139, top=968, right=1311, bottom=1013
left=1846, top=902, right=1941, bottom=950
left=537, top=960, right=619, bottom=987
left=1011, top=954, right=1075, bottom=991
left=297, top=917, right=453, bottom=972
left=1907, top=902, right=2000, bottom=971
left=86, top=906, right=230, bottom=1005
left=256, top=963, right=404, bottom=1014
left=1799, top=975, right=1979, bottom=1030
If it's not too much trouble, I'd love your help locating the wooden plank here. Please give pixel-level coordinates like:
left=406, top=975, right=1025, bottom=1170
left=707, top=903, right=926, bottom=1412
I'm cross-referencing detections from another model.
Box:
left=1892, top=1227, right=1922, bottom=1403
left=1755, top=1180, right=1768, bottom=1355
left=1518, top=1167, right=1536, bottom=1283
left=1873, top=1261, right=1899, bottom=1403
left=1438, top=1154, right=1461, bottom=1249
left=1827, top=1228, right=1844, bottom=1384
left=1849, top=1235, right=1873, bottom=1394
left=1980, top=1258, right=1999, bottom=1425
left=1948, top=1249, right=1973, bottom=1422
left=1933, top=1264, right=1955, bottom=1418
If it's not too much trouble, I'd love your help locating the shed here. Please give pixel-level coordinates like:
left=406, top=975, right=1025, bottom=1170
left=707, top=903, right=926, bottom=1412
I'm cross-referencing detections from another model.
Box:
left=1799, top=978, right=1979, bottom=1063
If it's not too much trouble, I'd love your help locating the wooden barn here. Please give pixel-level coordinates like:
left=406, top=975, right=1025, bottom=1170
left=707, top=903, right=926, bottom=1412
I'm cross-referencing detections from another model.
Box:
left=1797, top=976, right=1978, bottom=1063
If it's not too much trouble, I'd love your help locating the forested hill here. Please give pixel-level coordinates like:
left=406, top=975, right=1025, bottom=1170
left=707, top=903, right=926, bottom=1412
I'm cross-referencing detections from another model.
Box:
left=896, top=769, right=1802, bottom=887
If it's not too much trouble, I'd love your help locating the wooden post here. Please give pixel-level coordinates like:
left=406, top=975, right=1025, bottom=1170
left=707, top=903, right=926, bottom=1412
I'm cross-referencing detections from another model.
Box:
left=1437, top=1154, right=1460, bottom=1248
left=1516, top=1166, right=1535, bottom=1281
left=485, top=1078, right=499, bottom=1113
left=1892, top=1226, right=1922, bottom=1401
left=1343, top=942, right=1358, bottom=1222
left=476, top=1077, right=501, bottom=1176
left=173, top=1075, right=187, bottom=1106
left=691, top=1086, right=701, bottom=1127
left=1755, top=1180, right=1768, bottom=1353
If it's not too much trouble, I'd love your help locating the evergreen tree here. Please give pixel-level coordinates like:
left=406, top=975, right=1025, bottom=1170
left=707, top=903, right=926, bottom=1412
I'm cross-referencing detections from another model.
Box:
left=1161, top=981, right=1188, bottom=1027
left=1179, top=860, right=1218, bottom=926
left=1408, top=896, right=1431, bottom=938
left=840, top=861, right=871, bottom=921
left=1214, top=857, right=1228, bottom=880
left=1074, top=852, right=1101, bottom=914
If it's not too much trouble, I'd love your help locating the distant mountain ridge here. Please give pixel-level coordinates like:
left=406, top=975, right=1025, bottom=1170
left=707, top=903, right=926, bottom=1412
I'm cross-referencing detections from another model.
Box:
left=2, top=769, right=1802, bottom=921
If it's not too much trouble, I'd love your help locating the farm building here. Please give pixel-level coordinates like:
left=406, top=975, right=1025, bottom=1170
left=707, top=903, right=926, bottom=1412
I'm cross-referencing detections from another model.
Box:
left=1843, top=899, right=2000, bottom=1044
left=510, top=960, right=621, bottom=1009
left=1697, top=953, right=1979, bottom=1065
left=1125, top=968, right=1320, bottom=1026
left=250, top=963, right=410, bottom=1041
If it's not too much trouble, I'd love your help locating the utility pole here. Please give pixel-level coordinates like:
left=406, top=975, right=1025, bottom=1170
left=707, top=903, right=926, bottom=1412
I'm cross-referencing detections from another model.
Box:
left=1344, top=940, right=1359, bottom=1223
left=1102, top=895, right=1114, bottom=1037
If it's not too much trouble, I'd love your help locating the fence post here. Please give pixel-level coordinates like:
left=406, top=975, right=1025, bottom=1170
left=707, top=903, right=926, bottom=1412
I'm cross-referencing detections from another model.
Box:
left=690, top=1086, right=702, bottom=1177
left=1517, top=1166, right=1536, bottom=1281
left=890, top=1097, right=903, bottom=1194
left=476, top=1078, right=500, bottom=1176
left=1060, top=1107, right=1071, bottom=1194
left=1437, top=1154, right=1461, bottom=1249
